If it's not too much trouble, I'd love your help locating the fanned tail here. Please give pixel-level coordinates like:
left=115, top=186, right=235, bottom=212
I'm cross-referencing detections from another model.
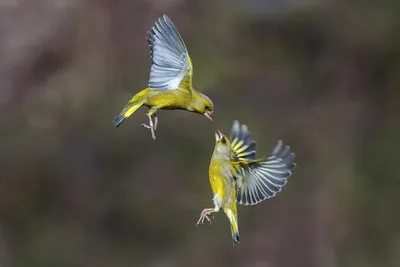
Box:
left=224, top=208, right=240, bottom=244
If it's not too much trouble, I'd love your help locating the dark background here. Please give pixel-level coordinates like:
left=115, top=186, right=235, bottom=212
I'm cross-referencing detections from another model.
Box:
left=0, top=0, right=399, bottom=266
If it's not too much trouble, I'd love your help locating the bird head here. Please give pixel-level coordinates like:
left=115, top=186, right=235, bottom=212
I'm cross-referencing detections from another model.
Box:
left=214, top=130, right=231, bottom=155
left=190, top=92, right=214, bottom=121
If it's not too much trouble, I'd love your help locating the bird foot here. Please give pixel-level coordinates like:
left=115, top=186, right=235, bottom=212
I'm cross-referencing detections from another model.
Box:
left=196, top=208, right=214, bottom=226
left=141, top=114, right=157, bottom=139
left=141, top=123, right=156, bottom=139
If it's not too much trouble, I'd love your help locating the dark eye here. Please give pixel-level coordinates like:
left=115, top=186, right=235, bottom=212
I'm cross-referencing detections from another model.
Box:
left=222, top=138, right=227, bottom=144
left=205, top=105, right=210, bottom=110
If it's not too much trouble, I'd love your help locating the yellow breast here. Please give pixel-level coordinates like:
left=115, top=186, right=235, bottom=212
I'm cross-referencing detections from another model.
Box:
left=209, top=158, right=235, bottom=206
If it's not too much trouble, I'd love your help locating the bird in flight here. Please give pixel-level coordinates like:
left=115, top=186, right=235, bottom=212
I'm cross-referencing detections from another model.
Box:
left=113, top=15, right=214, bottom=139
left=197, top=120, right=296, bottom=243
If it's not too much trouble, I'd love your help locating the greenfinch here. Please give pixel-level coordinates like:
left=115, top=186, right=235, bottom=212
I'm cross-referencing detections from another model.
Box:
left=113, top=15, right=214, bottom=139
left=196, top=121, right=296, bottom=244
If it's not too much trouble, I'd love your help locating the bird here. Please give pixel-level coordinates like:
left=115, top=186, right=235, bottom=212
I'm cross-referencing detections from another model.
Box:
left=113, top=15, right=214, bottom=139
left=196, top=120, right=296, bottom=244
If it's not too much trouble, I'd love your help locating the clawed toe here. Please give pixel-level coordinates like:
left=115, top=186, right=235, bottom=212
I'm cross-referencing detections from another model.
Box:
left=196, top=209, right=214, bottom=226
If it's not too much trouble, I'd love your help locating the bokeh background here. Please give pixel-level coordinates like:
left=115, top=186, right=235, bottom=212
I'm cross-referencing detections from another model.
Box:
left=1, top=0, right=400, bottom=266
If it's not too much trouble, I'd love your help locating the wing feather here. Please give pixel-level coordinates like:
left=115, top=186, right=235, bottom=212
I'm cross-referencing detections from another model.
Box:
left=147, top=15, right=193, bottom=91
left=228, top=120, right=296, bottom=206
left=235, top=140, right=296, bottom=206
left=230, top=120, right=257, bottom=161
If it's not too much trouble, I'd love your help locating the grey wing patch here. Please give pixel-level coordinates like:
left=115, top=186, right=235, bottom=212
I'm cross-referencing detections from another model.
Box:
left=230, top=120, right=256, bottom=162
left=147, top=15, right=191, bottom=91
left=236, top=140, right=296, bottom=206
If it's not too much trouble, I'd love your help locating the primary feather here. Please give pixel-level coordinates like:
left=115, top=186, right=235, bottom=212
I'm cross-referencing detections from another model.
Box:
left=229, top=121, right=296, bottom=206
left=147, top=15, right=193, bottom=91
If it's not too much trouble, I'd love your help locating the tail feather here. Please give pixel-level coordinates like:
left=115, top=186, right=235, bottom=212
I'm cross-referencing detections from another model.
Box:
left=224, top=208, right=240, bottom=244
left=113, top=102, right=143, bottom=127
left=113, top=114, right=125, bottom=128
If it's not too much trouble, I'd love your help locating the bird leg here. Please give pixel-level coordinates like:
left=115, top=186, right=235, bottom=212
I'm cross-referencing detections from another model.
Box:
left=196, top=208, right=215, bottom=226
left=141, top=114, right=156, bottom=139
left=153, top=114, right=158, bottom=130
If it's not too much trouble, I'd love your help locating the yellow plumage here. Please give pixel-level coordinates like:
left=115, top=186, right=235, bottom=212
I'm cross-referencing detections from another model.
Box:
left=113, top=15, right=214, bottom=139
left=197, top=121, right=297, bottom=244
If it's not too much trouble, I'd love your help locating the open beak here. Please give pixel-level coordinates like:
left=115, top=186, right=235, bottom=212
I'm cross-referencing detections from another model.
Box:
left=204, top=111, right=214, bottom=121
left=215, top=130, right=223, bottom=142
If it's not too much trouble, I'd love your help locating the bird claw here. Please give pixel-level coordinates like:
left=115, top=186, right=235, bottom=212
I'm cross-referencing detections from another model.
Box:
left=196, top=209, right=214, bottom=226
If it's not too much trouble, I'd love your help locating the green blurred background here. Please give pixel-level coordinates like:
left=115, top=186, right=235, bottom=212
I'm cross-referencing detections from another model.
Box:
left=0, top=0, right=399, bottom=266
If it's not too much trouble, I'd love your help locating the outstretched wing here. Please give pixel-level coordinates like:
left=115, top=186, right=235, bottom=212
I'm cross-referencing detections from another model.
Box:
left=230, top=120, right=256, bottom=162
left=229, top=121, right=296, bottom=206
left=147, top=15, right=193, bottom=91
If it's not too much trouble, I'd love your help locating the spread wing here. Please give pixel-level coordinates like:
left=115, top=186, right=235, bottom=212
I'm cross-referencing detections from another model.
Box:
left=229, top=121, right=296, bottom=206
left=147, top=15, right=193, bottom=91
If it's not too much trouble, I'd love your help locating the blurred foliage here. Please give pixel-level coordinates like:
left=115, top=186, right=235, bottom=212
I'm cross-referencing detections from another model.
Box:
left=0, top=0, right=399, bottom=266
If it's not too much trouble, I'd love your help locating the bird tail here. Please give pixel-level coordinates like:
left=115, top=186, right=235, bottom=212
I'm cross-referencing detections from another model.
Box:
left=113, top=94, right=146, bottom=127
left=224, top=208, right=240, bottom=244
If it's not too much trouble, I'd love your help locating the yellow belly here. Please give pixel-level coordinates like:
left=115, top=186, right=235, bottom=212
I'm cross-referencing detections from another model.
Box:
left=209, top=160, right=235, bottom=207
left=144, top=88, right=192, bottom=110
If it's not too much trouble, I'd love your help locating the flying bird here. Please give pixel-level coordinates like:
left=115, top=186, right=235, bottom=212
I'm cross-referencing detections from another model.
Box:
left=197, top=120, right=296, bottom=243
left=113, top=15, right=214, bottom=139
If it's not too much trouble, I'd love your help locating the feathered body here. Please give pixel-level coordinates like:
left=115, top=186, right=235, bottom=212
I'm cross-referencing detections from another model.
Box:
left=209, top=140, right=240, bottom=243
left=118, top=87, right=212, bottom=114
left=113, top=15, right=214, bottom=139
left=197, top=121, right=296, bottom=244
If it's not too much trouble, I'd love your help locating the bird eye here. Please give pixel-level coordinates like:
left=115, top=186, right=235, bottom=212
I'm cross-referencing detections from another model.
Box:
left=222, top=138, right=227, bottom=144
left=205, top=105, right=210, bottom=110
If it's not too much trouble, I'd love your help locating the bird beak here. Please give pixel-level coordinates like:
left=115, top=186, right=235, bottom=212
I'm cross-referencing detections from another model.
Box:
left=204, top=111, right=214, bottom=121
left=215, top=130, right=223, bottom=142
